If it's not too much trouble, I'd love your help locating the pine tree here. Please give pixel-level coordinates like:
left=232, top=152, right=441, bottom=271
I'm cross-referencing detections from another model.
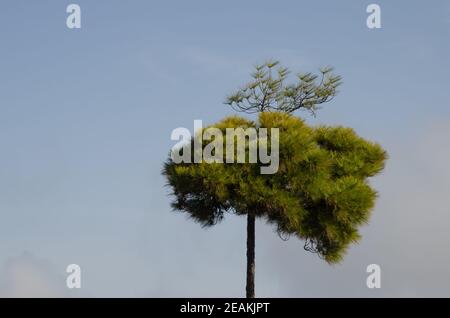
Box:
left=163, top=61, right=387, bottom=298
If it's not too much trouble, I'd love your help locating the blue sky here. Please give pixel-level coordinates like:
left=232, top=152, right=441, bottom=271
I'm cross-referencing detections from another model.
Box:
left=1, top=0, right=450, bottom=297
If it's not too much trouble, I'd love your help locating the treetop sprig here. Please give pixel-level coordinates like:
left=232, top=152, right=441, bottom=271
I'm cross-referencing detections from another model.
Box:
left=225, top=60, right=342, bottom=115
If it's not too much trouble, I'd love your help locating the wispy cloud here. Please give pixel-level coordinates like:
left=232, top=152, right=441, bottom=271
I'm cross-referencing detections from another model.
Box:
left=0, top=252, right=71, bottom=298
left=177, top=46, right=312, bottom=73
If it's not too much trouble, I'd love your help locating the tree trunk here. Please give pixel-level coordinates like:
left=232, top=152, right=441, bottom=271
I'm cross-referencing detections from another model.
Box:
left=246, top=213, right=255, bottom=298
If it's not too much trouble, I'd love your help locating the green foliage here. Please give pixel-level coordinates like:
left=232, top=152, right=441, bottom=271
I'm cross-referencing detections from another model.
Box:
left=225, top=60, right=342, bottom=115
left=163, top=112, right=387, bottom=263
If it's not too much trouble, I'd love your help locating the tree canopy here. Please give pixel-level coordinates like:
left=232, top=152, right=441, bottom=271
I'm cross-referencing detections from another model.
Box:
left=163, top=112, right=387, bottom=263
